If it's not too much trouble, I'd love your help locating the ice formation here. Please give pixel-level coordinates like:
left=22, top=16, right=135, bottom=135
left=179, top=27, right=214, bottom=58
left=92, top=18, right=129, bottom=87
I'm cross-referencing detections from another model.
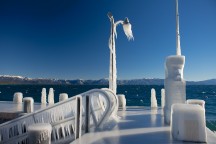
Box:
left=171, top=103, right=207, bottom=142
left=164, top=56, right=186, bottom=124
left=41, top=88, right=47, bottom=104
left=108, top=38, right=117, bottom=95
left=108, top=12, right=133, bottom=95
left=13, top=92, right=23, bottom=103
left=117, top=94, right=126, bottom=110
left=28, top=123, right=52, bottom=144
left=161, top=88, right=165, bottom=108
left=23, top=97, right=34, bottom=113
left=59, top=93, right=68, bottom=102
left=48, top=88, right=54, bottom=104
left=0, top=89, right=118, bottom=143
left=186, top=99, right=205, bottom=109
left=151, top=88, right=158, bottom=108
left=123, top=18, right=134, bottom=41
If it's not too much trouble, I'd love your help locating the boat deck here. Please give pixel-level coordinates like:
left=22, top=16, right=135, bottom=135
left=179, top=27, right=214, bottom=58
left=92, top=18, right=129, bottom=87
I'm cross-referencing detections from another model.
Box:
left=72, top=106, right=216, bottom=144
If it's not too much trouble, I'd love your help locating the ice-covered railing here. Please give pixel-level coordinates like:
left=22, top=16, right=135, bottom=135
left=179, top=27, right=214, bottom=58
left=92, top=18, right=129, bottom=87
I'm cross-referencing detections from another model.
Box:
left=81, top=88, right=118, bottom=132
left=0, top=88, right=118, bottom=144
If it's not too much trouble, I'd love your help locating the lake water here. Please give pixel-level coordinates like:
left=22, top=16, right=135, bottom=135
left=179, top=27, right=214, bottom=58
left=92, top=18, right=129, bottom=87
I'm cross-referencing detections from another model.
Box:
left=0, top=85, right=215, bottom=131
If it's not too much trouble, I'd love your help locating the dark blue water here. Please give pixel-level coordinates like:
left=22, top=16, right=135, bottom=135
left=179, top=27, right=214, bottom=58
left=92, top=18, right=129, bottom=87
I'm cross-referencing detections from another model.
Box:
left=0, top=85, right=215, bottom=130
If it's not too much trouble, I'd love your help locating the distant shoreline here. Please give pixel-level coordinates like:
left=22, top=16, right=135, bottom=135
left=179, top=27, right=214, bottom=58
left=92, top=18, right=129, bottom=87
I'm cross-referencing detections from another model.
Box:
left=0, top=75, right=216, bottom=85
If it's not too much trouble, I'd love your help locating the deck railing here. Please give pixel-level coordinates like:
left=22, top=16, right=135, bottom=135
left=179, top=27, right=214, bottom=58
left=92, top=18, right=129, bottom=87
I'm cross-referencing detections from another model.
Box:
left=0, top=88, right=118, bottom=144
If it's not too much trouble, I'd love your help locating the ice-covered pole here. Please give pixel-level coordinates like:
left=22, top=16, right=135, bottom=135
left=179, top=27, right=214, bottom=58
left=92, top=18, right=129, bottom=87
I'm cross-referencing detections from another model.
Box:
left=28, top=123, right=52, bottom=144
left=41, top=88, right=47, bottom=104
left=161, top=88, right=165, bottom=108
left=176, top=0, right=181, bottom=56
left=48, top=88, right=54, bottom=104
left=23, top=97, right=34, bottom=113
left=13, top=92, right=23, bottom=103
left=151, top=88, right=158, bottom=108
left=107, top=12, right=133, bottom=95
left=164, top=0, right=186, bottom=124
left=59, top=93, right=68, bottom=102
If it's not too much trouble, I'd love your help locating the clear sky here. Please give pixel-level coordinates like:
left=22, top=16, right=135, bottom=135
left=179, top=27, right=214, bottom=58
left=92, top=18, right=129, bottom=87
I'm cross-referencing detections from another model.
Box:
left=0, top=0, right=215, bottom=81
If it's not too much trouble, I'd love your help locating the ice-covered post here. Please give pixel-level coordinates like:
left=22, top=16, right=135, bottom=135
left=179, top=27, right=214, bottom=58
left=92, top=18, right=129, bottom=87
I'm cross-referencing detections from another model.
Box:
left=118, top=94, right=126, bottom=110
left=164, top=0, right=186, bottom=124
left=161, top=88, right=165, bottom=108
left=13, top=92, right=23, bottom=103
left=23, top=97, right=34, bottom=113
left=59, top=93, right=68, bottom=102
left=48, top=88, right=54, bottom=104
left=41, top=88, right=47, bottom=104
left=151, top=88, right=158, bottom=108
left=107, top=12, right=133, bottom=95
left=28, top=123, right=52, bottom=144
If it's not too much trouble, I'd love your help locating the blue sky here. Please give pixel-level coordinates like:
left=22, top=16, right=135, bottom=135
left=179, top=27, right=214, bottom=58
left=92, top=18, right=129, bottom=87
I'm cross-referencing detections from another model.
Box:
left=0, top=0, right=215, bottom=81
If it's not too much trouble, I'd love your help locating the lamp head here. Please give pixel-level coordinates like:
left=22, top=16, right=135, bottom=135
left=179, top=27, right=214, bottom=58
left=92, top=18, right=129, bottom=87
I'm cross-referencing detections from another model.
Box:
left=123, top=17, right=129, bottom=24
left=107, top=12, right=113, bottom=19
left=122, top=17, right=134, bottom=41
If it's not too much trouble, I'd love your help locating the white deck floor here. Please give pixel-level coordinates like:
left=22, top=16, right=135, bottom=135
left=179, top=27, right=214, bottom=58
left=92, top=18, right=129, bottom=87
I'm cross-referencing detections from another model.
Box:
left=72, top=106, right=216, bottom=144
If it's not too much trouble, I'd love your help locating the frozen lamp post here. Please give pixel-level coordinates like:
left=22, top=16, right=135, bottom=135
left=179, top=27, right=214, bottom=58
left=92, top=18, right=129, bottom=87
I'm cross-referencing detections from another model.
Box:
left=107, top=12, right=133, bottom=95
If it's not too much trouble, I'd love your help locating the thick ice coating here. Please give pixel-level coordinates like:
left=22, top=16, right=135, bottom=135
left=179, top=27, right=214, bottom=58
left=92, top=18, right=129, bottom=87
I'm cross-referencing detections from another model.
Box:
left=164, top=55, right=186, bottom=124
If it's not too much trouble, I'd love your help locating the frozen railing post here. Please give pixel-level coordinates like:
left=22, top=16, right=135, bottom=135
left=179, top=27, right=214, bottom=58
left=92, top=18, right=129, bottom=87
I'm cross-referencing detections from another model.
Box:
left=28, top=123, right=52, bottom=144
left=41, top=88, right=47, bottom=104
left=13, top=92, right=23, bottom=103
left=118, top=94, right=126, bottom=110
left=151, top=88, right=158, bottom=108
left=48, top=88, right=54, bottom=104
left=161, top=88, right=165, bottom=108
left=59, top=93, right=68, bottom=102
left=23, top=97, right=34, bottom=113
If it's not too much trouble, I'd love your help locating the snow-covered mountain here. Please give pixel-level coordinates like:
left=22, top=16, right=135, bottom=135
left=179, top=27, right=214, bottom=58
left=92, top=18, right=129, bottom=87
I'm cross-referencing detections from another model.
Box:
left=0, top=75, right=216, bottom=85
left=0, top=75, right=67, bottom=85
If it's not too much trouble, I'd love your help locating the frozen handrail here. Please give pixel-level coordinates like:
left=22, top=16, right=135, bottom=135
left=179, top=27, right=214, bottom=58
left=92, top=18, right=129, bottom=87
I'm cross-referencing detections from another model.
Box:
left=0, top=88, right=118, bottom=144
left=80, top=88, right=118, bottom=133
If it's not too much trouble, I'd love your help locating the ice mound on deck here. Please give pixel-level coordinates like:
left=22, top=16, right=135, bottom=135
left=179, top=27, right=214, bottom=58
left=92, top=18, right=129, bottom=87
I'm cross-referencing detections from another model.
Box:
left=171, top=103, right=207, bottom=142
